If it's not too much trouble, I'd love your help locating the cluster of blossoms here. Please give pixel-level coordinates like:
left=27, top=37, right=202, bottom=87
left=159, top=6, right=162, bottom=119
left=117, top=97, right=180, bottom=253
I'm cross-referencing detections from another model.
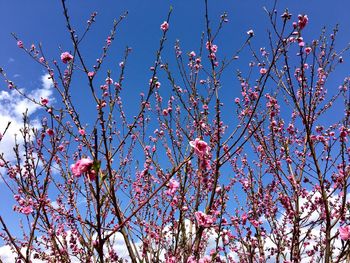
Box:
left=194, top=211, right=215, bottom=228
left=187, top=51, right=202, bottom=72
left=205, top=41, right=219, bottom=66
left=297, top=14, right=308, bottom=30
left=70, top=157, right=96, bottom=180
left=13, top=195, right=34, bottom=216
left=339, top=225, right=350, bottom=241
left=190, top=138, right=211, bottom=170
left=165, top=178, right=180, bottom=196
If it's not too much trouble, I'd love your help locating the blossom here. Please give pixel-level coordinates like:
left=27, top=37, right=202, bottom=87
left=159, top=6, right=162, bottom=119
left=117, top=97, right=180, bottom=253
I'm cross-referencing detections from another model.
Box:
left=298, top=14, right=308, bottom=30
left=60, top=52, right=73, bottom=64
left=71, top=158, right=94, bottom=177
left=88, top=71, right=95, bottom=78
left=195, top=211, right=214, bottom=227
left=339, top=225, right=350, bottom=241
left=41, top=97, right=49, bottom=105
left=17, top=40, right=23, bottom=48
left=105, top=77, right=113, bottom=85
left=166, top=179, right=180, bottom=195
left=79, top=129, right=86, bottom=136
left=22, top=206, right=33, bottom=215
left=46, top=128, right=54, bottom=136
left=189, top=138, right=210, bottom=158
left=160, top=21, right=169, bottom=32
left=304, top=47, right=312, bottom=55
left=189, top=51, right=196, bottom=57
left=260, top=68, right=267, bottom=75
left=247, top=29, right=254, bottom=36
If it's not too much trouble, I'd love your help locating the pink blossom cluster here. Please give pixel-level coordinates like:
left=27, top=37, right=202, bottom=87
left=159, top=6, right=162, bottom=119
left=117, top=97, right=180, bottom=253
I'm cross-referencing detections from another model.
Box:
left=297, top=14, right=308, bottom=30
left=339, top=225, right=350, bottom=241
left=165, top=178, right=180, bottom=196
left=195, top=211, right=215, bottom=227
left=189, top=138, right=210, bottom=159
left=70, top=158, right=95, bottom=180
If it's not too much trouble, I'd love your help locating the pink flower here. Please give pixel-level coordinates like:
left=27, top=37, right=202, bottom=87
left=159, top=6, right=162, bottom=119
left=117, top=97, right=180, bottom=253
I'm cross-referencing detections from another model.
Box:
left=17, top=41, right=23, bottom=48
left=105, top=77, right=113, bottom=85
left=304, top=47, right=312, bottom=55
left=260, top=68, right=267, bottom=75
left=22, top=206, right=33, bottom=215
left=298, top=14, right=308, bottom=30
left=88, top=71, right=95, bottom=78
left=339, top=225, right=350, bottom=241
left=200, top=159, right=211, bottom=170
left=79, top=129, right=86, bottom=136
left=195, top=211, right=215, bottom=227
left=189, top=138, right=210, bottom=159
left=46, top=128, right=54, bottom=136
left=70, top=158, right=94, bottom=177
left=189, top=51, right=196, bottom=57
left=41, top=97, right=49, bottom=105
left=39, top=57, right=45, bottom=63
left=60, top=52, right=73, bottom=64
left=166, top=179, right=180, bottom=195
left=160, top=21, right=169, bottom=32
left=166, top=256, right=177, bottom=263
left=210, top=44, right=218, bottom=53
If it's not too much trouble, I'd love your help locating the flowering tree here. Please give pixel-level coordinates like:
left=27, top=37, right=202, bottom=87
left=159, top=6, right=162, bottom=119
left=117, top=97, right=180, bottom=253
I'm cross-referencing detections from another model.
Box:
left=0, top=0, right=350, bottom=262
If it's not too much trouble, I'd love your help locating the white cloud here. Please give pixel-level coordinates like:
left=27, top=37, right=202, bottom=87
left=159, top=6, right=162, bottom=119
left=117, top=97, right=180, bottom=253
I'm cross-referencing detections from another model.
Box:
left=0, top=245, right=46, bottom=263
left=0, top=74, right=53, bottom=162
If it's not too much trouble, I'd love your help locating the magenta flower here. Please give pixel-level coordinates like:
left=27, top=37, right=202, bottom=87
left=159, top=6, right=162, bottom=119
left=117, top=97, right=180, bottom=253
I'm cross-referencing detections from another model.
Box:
left=41, top=97, right=49, bottom=105
left=79, top=129, right=86, bottom=136
left=339, top=225, right=350, bottom=241
left=71, top=158, right=93, bottom=177
left=298, top=14, right=308, bottom=30
left=195, top=211, right=214, bottom=227
left=189, top=138, right=210, bottom=159
left=160, top=21, right=169, bottom=32
left=46, top=128, right=54, bottom=136
left=60, top=52, right=73, bottom=64
left=304, top=47, right=312, bottom=55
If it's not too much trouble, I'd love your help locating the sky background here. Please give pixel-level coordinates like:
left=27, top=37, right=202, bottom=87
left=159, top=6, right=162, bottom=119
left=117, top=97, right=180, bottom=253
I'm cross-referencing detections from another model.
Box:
left=1, top=0, right=350, bottom=261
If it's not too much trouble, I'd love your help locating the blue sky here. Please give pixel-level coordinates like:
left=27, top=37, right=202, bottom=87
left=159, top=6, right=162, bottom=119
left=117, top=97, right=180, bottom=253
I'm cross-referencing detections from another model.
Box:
left=0, top=0, right=350, bottom=260
left=1, top=0, right=350, bottom=96
left=1, top=0, right=350, bottom=122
